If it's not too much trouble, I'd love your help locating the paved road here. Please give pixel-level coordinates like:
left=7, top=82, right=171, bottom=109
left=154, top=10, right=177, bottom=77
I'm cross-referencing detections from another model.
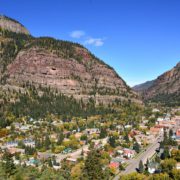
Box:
left=38, top=138, right=108, bottom=162
left=113, top=134, right=163, bottom=180
left=56, top=145, right=89, bottom=162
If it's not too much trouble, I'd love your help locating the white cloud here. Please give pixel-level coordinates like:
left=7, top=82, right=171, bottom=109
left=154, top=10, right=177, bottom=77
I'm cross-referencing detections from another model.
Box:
left=70, top=30, right=85, bottom=38
left=84, top=37, right=104, bottom=47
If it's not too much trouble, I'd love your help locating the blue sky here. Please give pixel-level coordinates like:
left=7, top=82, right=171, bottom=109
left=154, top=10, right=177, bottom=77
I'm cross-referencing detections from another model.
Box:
left=1, top=0, right=180, bottom=86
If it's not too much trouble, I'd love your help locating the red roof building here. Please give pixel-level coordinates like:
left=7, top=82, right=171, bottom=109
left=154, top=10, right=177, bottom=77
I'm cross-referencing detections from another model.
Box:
left=109, top=162, right=119, bottom=169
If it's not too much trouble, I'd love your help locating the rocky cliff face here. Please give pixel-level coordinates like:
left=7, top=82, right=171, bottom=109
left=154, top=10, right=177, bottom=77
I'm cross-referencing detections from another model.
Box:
left=146, top=62, right=180, bottom=97
left=0, top=15, right=29, bottom=35
left=135, top=62, right=180, bottom=105
left=0, top=16, right=140, bottom=105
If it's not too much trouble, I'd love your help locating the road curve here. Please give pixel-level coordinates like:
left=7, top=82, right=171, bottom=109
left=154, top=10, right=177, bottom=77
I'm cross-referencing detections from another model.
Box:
left=113, top=135, right=163, bottom=180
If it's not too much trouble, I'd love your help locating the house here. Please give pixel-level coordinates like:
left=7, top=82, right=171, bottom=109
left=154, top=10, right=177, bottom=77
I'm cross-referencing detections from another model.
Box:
left=13, top=123, right=21, bottom=129
left=38, top=152, right=52, bottom=160
left=148, top=162, right=159, bottom=174
left=53, top=165, right=61, bottom=170
left=109, top=162, right=119, bottom=169
left=26, top=158, right=39, bottom=167
left=134, top=134, right=155, bottom=145
left=125, top=125, right=132, bottom=129
left=111, top=157, right=124, bottom=164
left=74, top=132, right=82, bottom=139
left=152, top=108, right=160, bottom=113
left=4, top=141, right=18, bottom=148
left=66, top=157, right=77, bottom=163
left=176, top=129, right=180, bottom=139
left=7, top=148, right=25, bottom=155
left=149, top=127, right=163, bottom=136
left=23, top=139, right=35, bottom=147
left=62, top=148, right=72, bottom=154
left=123, top=148, right=136, bottom=158
left=139, top=124, right=148, bottom=129
left=176, top=162, right=180, bottom=170
left=129, top=130, right=141, bottom=138
left=14, top=159, right=20, bottom=165
left=20, top=125, right=30, bottom=132
left=85, top=128, right=100, bottom=135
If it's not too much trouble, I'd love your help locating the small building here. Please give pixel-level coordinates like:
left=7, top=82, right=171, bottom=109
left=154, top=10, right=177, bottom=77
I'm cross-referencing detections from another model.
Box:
left=7, top=147, right=25, bottom=155
left=109, top=162, right=119, bottom=169
left=66, top=157, right=77, bottom=163
left=111, top=157, right=124, bottom=164
left=149, top=127, right=163, bottom=136
left=62, top=148, right=72, bottom=154
left=176, top=162, right=180, bottom=170
left=85, top=128, right=100, bottom=135
left=23, top=139, right=35, bottom=147
left=148, top=162, right=159, bottom=174
left=123, top=148, right=136, bottom=158
left=176, top=129, right=180, bottom=139
left=4, top=141, right=18, bottom=148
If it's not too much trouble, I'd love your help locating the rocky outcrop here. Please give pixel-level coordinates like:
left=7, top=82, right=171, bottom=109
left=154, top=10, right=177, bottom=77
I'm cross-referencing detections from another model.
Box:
left=0, top=15, right=140, bottom=105
left=6, top=47, right=139, bottom=104
left=135, top=62, right=180, bottom=101
left=0, top=15, right=29, bottom=34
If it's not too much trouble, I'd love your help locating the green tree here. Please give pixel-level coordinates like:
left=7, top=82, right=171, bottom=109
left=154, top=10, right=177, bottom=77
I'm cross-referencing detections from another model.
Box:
left=83, top=150, right=105, bottom=179
left=161, top=159, right=176, bottom=174
left=139, top=160, right=144, bottom=173
left=109, top=136, right=116, bottom=148
left=57, top=132, right=64, bottom=145
left=171, top=169, right=180, bottom=180
left=133, top=142, right=140, bottom=153
left=100, top=128, right=107, bottom=139
left=2, top=151, right=16, bottom=177
left=120, top=172, right=146, bottom=180
left=149, top=173, right=169, bottom=180
left=161, top=147, right=170, bottom=160
left=44, top=135, right=51, bottom=150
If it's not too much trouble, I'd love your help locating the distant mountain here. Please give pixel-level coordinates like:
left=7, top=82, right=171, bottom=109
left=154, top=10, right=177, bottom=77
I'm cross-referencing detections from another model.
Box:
left=134, top=62, right=180, bottom=106
left=0, top=15, right=140, bottom=105
left=133, top=80, right=155, bottom=92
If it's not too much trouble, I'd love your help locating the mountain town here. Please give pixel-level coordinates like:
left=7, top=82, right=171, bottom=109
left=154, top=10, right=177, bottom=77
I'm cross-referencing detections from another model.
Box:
left=0, top=1, right=180, bottom=180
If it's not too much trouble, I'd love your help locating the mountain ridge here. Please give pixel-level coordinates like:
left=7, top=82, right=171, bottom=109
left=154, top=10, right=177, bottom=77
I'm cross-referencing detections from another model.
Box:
left=0, top=16, right=140, bottom=105
left=0, top=15, right=30, bottom=35
left=134, top=62, right=180, bottom=106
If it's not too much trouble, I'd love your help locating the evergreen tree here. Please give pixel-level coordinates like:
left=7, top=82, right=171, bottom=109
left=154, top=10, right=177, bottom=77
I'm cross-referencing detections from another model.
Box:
left=83, top=150, right=105, bottom=179
left=48, top=158, right=53, bottom=167
left=99, top=128, right=107, bottom=139
left=44, top=135, right=51, bottom=150
left=2, top=151, right=16, bottom=177
left=109, top=136, right=116, bottom=148
left=57, top=132, right=64, bottom=145
left=133, top=142, right=140, bottom=153
left=124, top=133, right=130, bottom=143
left=139, top=160, right=144, bottom=173
left=161, top=146, right=170, bottom=160
left=169, top=129, right=173, bottom=137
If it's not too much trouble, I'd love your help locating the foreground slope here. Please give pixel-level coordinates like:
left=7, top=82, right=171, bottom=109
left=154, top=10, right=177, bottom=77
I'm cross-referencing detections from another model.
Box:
left=0, top=15, right=140, bottom=105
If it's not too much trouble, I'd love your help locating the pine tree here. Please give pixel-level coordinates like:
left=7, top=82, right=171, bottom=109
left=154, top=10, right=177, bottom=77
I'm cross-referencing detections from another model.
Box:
left=133, top=142, right=140, bottom=153
left=83, top=150, right=105, bottom=179
left=57, top=132, right=64, bottom=145
left=44, top=135, right=51, bottom=150
left=139, top=160, right=144, bottom=173
left=2, top=151, right=16, bottom=177
left=109, top=136, right=116, bottom=148
left=100, top=128, right=107, bottom=139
